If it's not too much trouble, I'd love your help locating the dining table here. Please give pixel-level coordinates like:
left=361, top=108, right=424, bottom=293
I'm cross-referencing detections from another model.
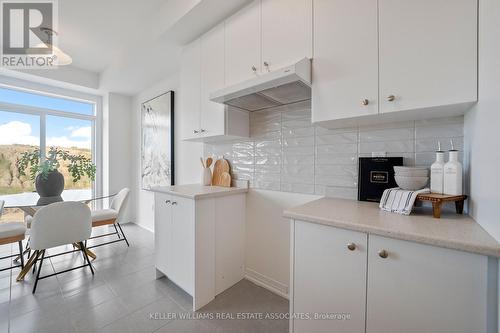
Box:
left=0, top=189, right=116, bottom=281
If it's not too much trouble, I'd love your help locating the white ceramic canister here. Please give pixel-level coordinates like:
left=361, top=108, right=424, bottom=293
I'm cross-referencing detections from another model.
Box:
left=202, top=167, right=212, bottom=186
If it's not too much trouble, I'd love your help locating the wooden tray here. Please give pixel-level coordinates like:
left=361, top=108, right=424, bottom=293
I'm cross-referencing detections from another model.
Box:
left=415, top=193, right=468, bottom=218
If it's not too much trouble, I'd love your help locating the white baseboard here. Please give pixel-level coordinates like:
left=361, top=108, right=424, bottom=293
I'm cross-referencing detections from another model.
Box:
left=245, top=268, right=289, bottom=299
left=132, top=222, right=154, bottom=233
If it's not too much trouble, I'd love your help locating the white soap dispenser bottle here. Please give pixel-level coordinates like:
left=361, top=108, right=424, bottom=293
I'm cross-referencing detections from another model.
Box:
left=430, top=141, right=445, bottom=194
left=443, top=140, right=462, bottom=195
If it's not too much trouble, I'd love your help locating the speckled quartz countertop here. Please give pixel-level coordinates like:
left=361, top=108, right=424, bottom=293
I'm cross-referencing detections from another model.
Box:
left=284, top=197, right=500, bottom=257
left=151, top=184, right=248, bottom=199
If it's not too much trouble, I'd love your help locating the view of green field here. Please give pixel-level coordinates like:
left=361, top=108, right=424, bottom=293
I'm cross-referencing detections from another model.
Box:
left=0, top=144, right=92, bottom=222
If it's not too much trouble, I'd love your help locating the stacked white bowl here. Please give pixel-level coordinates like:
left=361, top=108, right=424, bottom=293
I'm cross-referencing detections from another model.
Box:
left=393, top=166, right=429, bottom=190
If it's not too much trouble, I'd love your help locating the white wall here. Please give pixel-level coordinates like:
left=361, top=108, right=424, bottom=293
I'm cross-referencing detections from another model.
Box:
left=102, top=93, right=133, bottom=221
left=464, top=0, right=500, bottom=241
left=244, top=189, right=320, bottom=297
left=131, top=73, right=203, bottom=231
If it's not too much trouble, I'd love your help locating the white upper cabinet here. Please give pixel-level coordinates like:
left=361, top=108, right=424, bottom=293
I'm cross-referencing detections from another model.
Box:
left=261, top=0, right=312, bottom=72
left=179, top=39, right=201, bottom=141
left=225, top=0, right=261, bottom=86
left=312, top=0, right=378, bottom=123
left=312, top=0, right=478, bottom=126
left=180, top=23, right=249, bottom=142
left=379, top=0, right=478, bottom=114
left=200, top=23, right=226, bottom=138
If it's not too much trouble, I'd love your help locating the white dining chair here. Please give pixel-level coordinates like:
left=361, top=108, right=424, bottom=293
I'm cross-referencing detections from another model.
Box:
left=0, top=200, right=26, bottom=272
left=29, top=201, right=93, bottom=294
left=89, top=188, right=130, bottom=248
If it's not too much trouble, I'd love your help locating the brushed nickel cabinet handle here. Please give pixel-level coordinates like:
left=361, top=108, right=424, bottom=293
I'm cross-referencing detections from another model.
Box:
left=387, top=95, right=395, bottom=102
left=361, top=99, right=369, bottom=106
left=193, top=130, right=199, bottom=134
left=347, top=243, right=356, bottom=251
left=378, top=249, right=389, bottom=259
left=171, top=201, right=178, bottom=206
left=165, top=200, right=171, bottom=204
left=264, top=61, right=270, bottom=72
left=200, top=129, right=206, bottom=133
left=251, top=66, right=257, bottom=73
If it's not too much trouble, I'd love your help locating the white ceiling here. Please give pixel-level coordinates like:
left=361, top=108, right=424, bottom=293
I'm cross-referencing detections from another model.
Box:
left=49, top=0, right=251, bottom=95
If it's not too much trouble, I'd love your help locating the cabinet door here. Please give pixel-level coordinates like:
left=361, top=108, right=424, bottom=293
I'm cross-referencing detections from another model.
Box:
left=379, top=0, right=477, bottom=113
left=367, top=235, right=488, bottom=333
left=312, top=0, right=378, bottom=123
left=293, top=221, right=367, bottom=333
left=225, top=0, right=261, bottom=86
left=261, top=0, right=312, bottom=71
left=170, top=196, right=195, bottom=295
left=154, top=193, right=172, bottom=275
left=179, top=40, right=201, bottom=140
left=200, top=23, right=226, bottom=138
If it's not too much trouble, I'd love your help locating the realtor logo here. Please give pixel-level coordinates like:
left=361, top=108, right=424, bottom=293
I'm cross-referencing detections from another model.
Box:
left=0, top=0, right=58, bottom=68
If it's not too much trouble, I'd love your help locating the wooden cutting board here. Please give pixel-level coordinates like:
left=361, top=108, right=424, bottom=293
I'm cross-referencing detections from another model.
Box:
left=219, top=172, right=231, bottom=187
left=212, top=159, right=231, bottom=187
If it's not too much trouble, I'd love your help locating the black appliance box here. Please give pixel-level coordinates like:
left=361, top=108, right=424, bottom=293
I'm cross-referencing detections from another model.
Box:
left=358, top=157, right=403, bottom=202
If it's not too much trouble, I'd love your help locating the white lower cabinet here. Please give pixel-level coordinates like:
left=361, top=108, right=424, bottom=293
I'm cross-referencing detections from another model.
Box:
left=366, top=235, right=488, bottom=333
left=154, top=192, right=246, bottom=311
left=292, top=221, right=367, bottom=333
left=291, top=220, right=491, bottom=333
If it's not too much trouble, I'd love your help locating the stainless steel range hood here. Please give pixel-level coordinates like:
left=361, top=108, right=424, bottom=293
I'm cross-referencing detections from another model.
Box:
left=210, top=58, right=311, bottom=112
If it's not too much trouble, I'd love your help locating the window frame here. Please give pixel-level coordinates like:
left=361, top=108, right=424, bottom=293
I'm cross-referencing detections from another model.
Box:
left=0, top=82, right=102, bottom=198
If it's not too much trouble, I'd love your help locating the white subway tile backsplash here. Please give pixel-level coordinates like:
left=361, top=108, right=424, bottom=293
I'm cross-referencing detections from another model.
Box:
left=415, top=122, right=463, bottom=139
left=281, top=182, right=315, bottom=194
left=255, top=156, right=281, bottom=166
left=282, top=127, right=315, bottom=138
left=316, top=132, right=358, bottom=145
left=316, top=143, right=358, bottom=154
left=282, top=119, right=314, bottom=130
left=322, top=186, right=358, bottom=200
left=315, top=174, right=358, bottom=188
left=316, top=152, right=357, bottom=166
left=358, top=121, right=413, bottom=130
left=416, top=137, right=464, bottom=153
left=283, top=136, right=314, bottom=147
left=315, top=126, right=358, bottom=136
left=359, top=127, right=414, bottom=142
left=359, top=140, right=415, bottom=154
left=204, top=106, right=464, bottom=199
left=415, top=116, right=464, bottom=127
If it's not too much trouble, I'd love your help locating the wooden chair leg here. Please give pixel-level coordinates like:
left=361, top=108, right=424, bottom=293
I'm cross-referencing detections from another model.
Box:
left=16, top=250, right=39, bottom=281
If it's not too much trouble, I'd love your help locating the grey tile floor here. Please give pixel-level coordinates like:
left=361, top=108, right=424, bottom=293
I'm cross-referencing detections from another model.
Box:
left=0, top=224, right=288, bottom=333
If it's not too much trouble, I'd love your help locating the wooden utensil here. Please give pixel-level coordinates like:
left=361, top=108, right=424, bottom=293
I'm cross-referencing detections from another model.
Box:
left=219, top=172, right=232, bottom=187
left=212, top=158, right=231, bottom=186
left=206, top=157, right=213, bottom=168
left=200, top=157, right=205, bottom=168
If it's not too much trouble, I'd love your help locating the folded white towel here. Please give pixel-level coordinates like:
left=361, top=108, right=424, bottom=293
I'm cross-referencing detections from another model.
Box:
left=379, top=188, right=430, bottom=215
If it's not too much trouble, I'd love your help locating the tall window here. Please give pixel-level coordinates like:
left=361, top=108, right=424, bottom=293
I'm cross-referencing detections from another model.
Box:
left=0, top=86, right=97, bottom=220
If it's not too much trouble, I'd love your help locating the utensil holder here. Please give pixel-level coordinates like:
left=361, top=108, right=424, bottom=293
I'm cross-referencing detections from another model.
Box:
left=202, top=168, right=212, bottom=186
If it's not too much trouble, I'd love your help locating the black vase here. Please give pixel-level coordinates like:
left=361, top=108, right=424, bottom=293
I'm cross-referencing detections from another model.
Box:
left=35, top=170, right=65, bottom=197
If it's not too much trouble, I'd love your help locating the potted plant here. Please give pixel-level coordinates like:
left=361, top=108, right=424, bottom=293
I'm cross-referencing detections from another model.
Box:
left=16, top=147, right=96, bottom=197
